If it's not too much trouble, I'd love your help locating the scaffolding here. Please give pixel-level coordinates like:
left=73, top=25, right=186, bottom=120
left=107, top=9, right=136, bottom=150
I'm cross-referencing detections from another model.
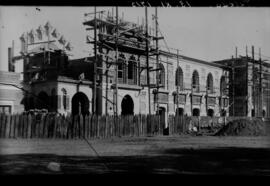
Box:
left=83, top=7, right=165, bottom=116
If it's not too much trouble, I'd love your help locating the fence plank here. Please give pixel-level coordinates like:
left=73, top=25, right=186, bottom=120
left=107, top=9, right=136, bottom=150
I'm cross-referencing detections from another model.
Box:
left=53, top=115, right=57, bottom=138
left=75, top=115, right=79, bottom=139
left=5, top=115, right=11, bottom=138
left=87, top=115, right=91, bottom=139
left=65, top=115, right=70, bottom=139
left=39, top=115, right=44, bottom=138
left=0, top=114, right=2, bottom=138
left=1, top=114, right=6, bottom=138
left=0, top=114, right=2, bottom=137
left=9, top=115, right=15, bottom=138
left=31, top=114, right=35, bottom=138
left=79, top=115, right=84, bottom=139
left=53, top=115, right=58, bottom=138
left=89, top=115, right=93, bottom=138
left=14, top=114, right=19, bottom=138
left=26, top=114, right=31, bottom=138
left=84, top=115, right=88, bottom=139
left=44, top=115, right=49, bottom=138
left=23, top=115, right=27, bottom=138
left=20, top=114, right=24, bottom=138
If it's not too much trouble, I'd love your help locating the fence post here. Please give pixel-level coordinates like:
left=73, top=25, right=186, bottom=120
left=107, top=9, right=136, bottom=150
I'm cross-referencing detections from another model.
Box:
left=45, top=115, right=50, bottom=138
left=32, top=114, right=37, bottom=138
left=4, top=114, right=11, bottom=138
left=14, top=114, right=19, bottom=138
left=65, top=115, right=70, bottom=139
left=0, top=114, right=3, bottom=138
left=39, top=115, right=44, bottom=138
left=27, top=114, right=32, bottom=138
left=53, top=115, right=58, bottom=139
left=23, top=114, right=28, bottom=138
left=9, top=114, right=15, bottom=138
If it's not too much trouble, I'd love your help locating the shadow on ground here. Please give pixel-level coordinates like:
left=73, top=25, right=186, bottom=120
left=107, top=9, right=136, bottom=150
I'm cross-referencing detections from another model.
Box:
left=1, top=147, right=270, bottom=175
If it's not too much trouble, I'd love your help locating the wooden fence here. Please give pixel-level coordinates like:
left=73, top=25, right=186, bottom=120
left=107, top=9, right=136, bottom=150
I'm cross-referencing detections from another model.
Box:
left=0, top=114, right=186, bottom=139
left=1, top=113, right=252, bottom=139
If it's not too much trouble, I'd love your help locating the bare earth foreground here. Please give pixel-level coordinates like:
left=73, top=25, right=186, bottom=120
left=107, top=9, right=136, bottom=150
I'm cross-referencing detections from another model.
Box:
left=0, top=135, right=270, bottom=175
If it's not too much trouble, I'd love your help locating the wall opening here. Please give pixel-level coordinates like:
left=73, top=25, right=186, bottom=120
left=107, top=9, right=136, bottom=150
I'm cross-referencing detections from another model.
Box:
left=252, top=109, right=255, bottom=117
left=192, top=70, right=200, bottom=93
left=158, top=107, right=168, bottom=135
left=263, top=110, right=266, bottom=117
left=220, top=76, right=227, bottom=96
left=72, top=92, right=90, bottom=116
left=175, top=67, right=184, bottom=90
left=192, top=108, right=200, bottom=116
left=206, top=73, right=214, bottom=94
left=37, top=91, right=49, bottom=110
left=176, top=107, right=184, bottom=116
left=121, top=95, right=134, bottom=115
left=207, top=109, right=214, bottom=117
left=158, top=63, right=165, bottom=88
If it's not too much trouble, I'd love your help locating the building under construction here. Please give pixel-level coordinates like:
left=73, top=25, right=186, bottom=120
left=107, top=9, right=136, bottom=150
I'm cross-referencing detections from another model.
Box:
left=214, top=48, right=270, bottom=118
left=5, top=8, right=232, bottom=128
left=82, top=7, right=230, bottom=124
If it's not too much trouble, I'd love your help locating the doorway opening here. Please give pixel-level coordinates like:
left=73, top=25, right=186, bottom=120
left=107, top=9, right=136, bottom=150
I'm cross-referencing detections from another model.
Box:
left=192, top=108, right=200, bottom=116
left=121, top=95, right=134, bottom=115
left=72, top=92, right=90, bottom=116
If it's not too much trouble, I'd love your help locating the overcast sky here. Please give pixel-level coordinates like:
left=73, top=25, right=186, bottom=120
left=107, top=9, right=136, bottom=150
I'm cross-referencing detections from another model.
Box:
left=1, top=7, right=270, bottom=71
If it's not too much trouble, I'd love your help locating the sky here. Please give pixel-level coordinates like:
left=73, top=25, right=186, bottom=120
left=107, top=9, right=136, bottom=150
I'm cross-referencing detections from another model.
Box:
left=1, top=6, right=270, bottom=71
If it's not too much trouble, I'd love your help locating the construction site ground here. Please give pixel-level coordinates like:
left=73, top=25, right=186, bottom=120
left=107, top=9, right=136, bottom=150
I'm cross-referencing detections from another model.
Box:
left=1, top=131, right=270, bottom=175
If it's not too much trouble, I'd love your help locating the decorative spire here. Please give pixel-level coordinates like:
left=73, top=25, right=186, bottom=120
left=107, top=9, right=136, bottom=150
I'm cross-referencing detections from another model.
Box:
left=36, top=25, right=44, bottom=40
left=51, top=28, right=60, bottom=38
left=65, top=42, right=73, bottom=51
left=58, top=35, right=67, bottom=46
left=44, top=21, right=53, bottom=36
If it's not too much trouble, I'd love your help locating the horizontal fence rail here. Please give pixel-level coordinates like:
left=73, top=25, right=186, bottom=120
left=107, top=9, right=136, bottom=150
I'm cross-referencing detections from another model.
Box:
left=0, top=113, right=263, bottom=139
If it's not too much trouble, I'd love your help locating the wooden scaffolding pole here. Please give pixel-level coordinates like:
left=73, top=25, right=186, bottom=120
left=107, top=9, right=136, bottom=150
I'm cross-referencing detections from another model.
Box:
left=114, top=7, right=119, bottom=116
left=145, top=7, right=151, bottom=115
left=93, top=6, right=97, bottom=115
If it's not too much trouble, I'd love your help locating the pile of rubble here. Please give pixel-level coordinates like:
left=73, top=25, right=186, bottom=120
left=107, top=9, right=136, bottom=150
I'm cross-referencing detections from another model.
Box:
left=215, top=118, right=266, bottom=136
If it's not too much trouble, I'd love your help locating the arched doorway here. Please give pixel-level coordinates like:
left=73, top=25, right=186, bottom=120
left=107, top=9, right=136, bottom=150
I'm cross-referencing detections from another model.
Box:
left=176, top=108, right=184, bottom=116
left=192, top=108, right=200, bottom=116
left=121, top=95, right=134, bottom=115
left=158, top=107, right=168, bottom=135
left=252, top=109, right=255, bottom=117
left=263, top=110, right=266, bottom=118
left=37, top=91, right=49, bottom=110
left=72, top=92, right=90, bottom=115
left=207, top=109, right=214, bottom=117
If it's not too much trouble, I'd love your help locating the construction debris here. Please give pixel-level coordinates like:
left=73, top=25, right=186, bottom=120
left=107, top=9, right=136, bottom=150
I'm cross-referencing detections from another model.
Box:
left=215, top=118, right=266, bottom=136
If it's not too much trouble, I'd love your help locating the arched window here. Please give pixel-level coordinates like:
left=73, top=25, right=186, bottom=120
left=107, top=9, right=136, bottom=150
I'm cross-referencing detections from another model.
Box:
left=62, top=88, right=67, bottom=110
left=158, top=63, right=165, bottom=87
left=128, top=60, right=133, bottom=80
left=192, top=70, right=200, bottom=92
left=220, top=76, right=227, bottom=96
left=206, top=73, right=214, bottom=94
left=117, top=54, right=126, bottom=83
left=127, top=55, right=137, bottom=85
left=175, top=67, right=184, bottom=90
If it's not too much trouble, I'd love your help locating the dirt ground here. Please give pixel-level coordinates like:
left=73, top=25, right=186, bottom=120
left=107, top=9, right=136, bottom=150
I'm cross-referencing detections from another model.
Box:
left=1, top=135, right=270, bottom=175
